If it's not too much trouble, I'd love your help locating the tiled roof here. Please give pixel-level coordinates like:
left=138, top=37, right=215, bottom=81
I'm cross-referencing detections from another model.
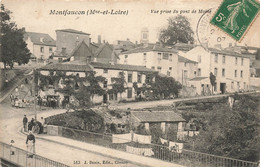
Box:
left=132, top=111, right=186, bottom=123
left=122, top=44, right=178, bottom=54
left=94, top=43, right=119, bottom=59
left=208, top=48, right=250, bottom=58
left=24, top=32, right=56, bottom=46
left=178, top=55, right=197, bottom=63
left=189, top=77, right=208, bottom=81
left=90, top=62, right=157, bottom=73
left=56, top=29, right=90, bottom=35
left=40, top=61, right=93, bottom=72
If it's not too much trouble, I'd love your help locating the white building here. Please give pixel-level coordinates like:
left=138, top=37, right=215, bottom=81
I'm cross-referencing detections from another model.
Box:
left=119, top=44, right=197, bottom=84
left=182, top=46, right=251, bottom=94
left=24, top=32, right=56, bottom=63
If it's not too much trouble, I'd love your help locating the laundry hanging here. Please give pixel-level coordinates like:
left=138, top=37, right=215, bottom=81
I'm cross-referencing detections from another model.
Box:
left=112, top=133, right=132, bottom=143
left=133, top=133, right=151, bottom=144
left=126, top=145, right=154, bottom=156
left=160, top=137, right=168, bottom=145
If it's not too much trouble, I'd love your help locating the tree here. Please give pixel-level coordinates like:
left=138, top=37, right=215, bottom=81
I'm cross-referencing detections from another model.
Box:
left=0, top=4, right=31, bottom=68
left=183, top=95, right=260, bottom=162
left=159, top=15, right=194, bottom=46
left=209, top=72, right=216, bottom=94
left=109, top=71, right=126, bottom=100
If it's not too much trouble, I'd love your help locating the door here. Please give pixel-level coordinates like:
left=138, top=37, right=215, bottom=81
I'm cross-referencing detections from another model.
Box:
left=220, top=83, right=226, bottom=94
left=103, top=94, right=108, bottom=103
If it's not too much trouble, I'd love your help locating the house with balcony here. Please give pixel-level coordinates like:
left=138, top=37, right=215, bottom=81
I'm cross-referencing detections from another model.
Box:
left=24, top=32, right=56, bottom=63
left=182, top=46, right=251, bottom=95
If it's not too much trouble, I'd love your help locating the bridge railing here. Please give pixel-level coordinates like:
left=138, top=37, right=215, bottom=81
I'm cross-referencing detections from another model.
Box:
left=0, top=141, right=70, bottom=167
left=59, top=126, right=258, bottom=167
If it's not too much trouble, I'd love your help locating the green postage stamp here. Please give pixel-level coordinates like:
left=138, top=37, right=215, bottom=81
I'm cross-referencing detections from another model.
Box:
left=210, top=0, right=260, bottom=41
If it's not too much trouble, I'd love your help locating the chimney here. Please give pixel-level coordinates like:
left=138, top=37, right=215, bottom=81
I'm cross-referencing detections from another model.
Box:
left=127, top=38, right=129, bottom=41
left=229, top=43, right=232, bottom=47
left=135, top=41, right=138, bottom=45
left=103, top=40, right=106, bottom=43
left=98, top=35, right=101, bottom=44
left=89, top=38, right=92, bottom=44
left=40, top=37, right=44, bottom=43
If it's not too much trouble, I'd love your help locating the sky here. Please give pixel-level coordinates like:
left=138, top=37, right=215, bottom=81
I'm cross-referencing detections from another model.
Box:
left=2, top=0, right=260, bottom=47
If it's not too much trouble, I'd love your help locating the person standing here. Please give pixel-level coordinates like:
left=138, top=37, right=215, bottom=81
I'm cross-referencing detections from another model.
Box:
left=23, top=115, right=28, bottom=132
left=26, top=131, right=35, bottom=158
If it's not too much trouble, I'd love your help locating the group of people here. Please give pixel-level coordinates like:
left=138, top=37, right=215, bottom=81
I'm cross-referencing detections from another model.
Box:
left=23, top=115, right=45, bottom=134
left=10, top=94, right=29, bottom=108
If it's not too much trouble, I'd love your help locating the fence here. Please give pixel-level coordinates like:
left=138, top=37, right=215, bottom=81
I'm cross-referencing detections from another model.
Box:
left=58, top=126, right=258, bottom=167
left=0, top=141, right=70, bottom=167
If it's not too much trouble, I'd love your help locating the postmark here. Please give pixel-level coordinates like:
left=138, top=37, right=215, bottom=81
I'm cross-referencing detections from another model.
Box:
left=210, top=0, right=260, bottom=41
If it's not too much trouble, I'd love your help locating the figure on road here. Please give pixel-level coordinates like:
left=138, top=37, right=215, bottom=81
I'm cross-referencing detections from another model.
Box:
left=23, top=115, right=28, bottom=132
left=26, top=131, right=35, bottom=158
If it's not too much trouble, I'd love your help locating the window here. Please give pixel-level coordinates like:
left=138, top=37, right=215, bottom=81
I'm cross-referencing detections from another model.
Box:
left=128, top=73, right=132, bottom=83
left=231, top=82, right=234, bottom=89
left=241, top=58, right=244, bottom=65
left=157, top=66, right=162, bottom=72
left=235, top=57, right=238, bottom=65
left=157, top=53, right=162, bottom=60
left=214, top=68, right=218, bottom=76
left=183, top=70, right=188, bottom=78
left=222, top=68, right=225, bottom=77
left=127, top=88, right=132, bottom=98
left=214, top=54, right=218, bottom=63
left=143, top=33, right=147, bottom=39
left=235, top=70, right=237, bottom=77
left=49, top=47, right=53, bottom=53
left=214, top=82, right=217, bottom=91
left=198, top=68, right=201, bottom=76
left=143, top=53, right=147, bottom=64
left=103, top=69, right=108, bottom=73
left=162, top=53, right=169, bottom=60
left=169, top=67, right=172, bottom=70
left=40, top=46, right=44, bottom=53
left=151, top=66, right=155, bottom=70
left=241, top=70, right=243, bottom=78
left=222, top=56, right=225, bottom=64
left=244, top=82, right=246, bottom=89
left=103, top=80, right=107, bottom=88
left=125, top=55, right=128, bottom=58
left=167, top=71, right=171, bottom=76
left=169, top=54, right=172, bottom=61
left=62, top=47, right=66, bottom=53
left=198, top=55, right=201, bottom=63
left=184, top=63, right=187, bottom=67
left=137, top=73, right=142, bottom=83
left=194, top=71, right=197, bottom=77
left=237, top=82, right=240, bottom=89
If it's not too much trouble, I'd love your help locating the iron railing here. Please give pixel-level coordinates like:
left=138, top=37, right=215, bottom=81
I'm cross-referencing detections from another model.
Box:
left=59, top=126, right=258, bottom=167
left=0, top=141, right=70, bottom=167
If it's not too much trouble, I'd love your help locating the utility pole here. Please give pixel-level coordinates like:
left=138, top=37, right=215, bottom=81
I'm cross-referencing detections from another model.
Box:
left=33, top=69, right=37, bottom=121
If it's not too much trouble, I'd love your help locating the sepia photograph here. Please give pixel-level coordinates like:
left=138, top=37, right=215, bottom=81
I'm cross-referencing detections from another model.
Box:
left=0, top=0, right=260, bottom=166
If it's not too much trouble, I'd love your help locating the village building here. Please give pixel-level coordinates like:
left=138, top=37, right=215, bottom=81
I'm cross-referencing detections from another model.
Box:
left=37, top=39, right=157, bottom=105
left=24, top=32, right=56, bottom=63
left=182, top=46, right=251, bottom=95
left=131, top=111, right=186, bottom=134
left=113, top=39, right=136, bottom=54
left=119, top=43, right=198, bottom=85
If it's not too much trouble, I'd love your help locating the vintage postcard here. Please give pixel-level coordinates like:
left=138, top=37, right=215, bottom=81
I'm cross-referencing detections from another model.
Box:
left=0, top=0, right=260, bottom=167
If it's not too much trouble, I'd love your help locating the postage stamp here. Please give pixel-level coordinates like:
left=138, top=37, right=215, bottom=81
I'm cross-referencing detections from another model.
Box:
left=210, top=0, right=260, bottom=41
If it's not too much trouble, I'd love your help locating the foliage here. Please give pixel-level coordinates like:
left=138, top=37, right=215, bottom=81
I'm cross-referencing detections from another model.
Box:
left=45, top=109, right=104, bottom=132
left=85, top=72, right=106, bottom=101
left=151, top=75, right=182, bottom=98
left=109, top=71, right=126, bottom=99
left=209, top=72, right=216, bottom=93
left=0, top=4, right=31, bottom=68
left=159, top=15, right=194, bottom=46
left=182, top=95, right=260, bottom=162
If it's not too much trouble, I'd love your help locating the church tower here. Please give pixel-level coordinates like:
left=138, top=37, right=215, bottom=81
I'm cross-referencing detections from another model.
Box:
left=140, top=27, right=149, bottom=44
